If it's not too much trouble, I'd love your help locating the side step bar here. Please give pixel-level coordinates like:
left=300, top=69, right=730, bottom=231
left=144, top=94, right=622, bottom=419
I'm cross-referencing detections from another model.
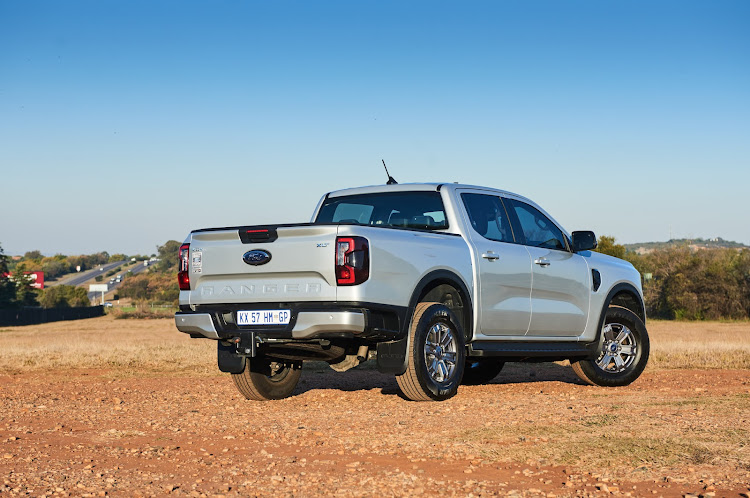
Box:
left=468, top=341, right=598, bottom=359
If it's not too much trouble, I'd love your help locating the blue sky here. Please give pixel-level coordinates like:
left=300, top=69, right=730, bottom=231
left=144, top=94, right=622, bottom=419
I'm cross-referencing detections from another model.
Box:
left=1, top=1, right=748, bottom=256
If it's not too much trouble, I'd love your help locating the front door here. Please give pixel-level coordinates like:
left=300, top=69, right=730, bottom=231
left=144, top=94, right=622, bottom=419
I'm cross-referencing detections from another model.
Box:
left=506, top=199, right=590, bottom=337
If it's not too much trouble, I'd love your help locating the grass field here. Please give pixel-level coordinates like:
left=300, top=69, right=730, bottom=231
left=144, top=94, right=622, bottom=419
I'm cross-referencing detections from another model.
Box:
left=0, top=316, right=748, bottom=375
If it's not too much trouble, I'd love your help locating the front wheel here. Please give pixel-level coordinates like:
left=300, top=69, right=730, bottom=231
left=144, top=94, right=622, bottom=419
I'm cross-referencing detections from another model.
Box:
left=572, top=305, right=649, bottom=387
left=232, top=355, right=302, bottom=401
left=396, top=302, right=466, bottom=401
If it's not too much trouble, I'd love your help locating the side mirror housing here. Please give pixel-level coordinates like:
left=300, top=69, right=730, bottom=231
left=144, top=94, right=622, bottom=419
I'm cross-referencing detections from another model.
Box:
left=572, top=231, right=597, bottom=252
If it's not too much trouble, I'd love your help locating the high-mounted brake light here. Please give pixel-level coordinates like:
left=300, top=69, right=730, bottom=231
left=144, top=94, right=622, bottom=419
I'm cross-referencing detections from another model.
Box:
left=178, top=243, right=190, bottom=290
left=336, top=236, right=369, bottom=286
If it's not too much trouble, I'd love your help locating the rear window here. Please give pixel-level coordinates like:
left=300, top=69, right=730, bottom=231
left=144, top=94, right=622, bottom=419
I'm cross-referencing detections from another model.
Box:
left=316, top=191, right=448, bottom=230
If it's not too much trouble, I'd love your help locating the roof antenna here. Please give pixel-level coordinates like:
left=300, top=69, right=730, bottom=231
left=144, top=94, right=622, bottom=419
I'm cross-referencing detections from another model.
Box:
left=382, top=159, right=398, bottom=185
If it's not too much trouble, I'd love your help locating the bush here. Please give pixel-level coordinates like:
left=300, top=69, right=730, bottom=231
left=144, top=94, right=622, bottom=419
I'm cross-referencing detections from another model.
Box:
left=597, top=236, right=750, bottom=320
left=38, top=285, right=90, bottom=309
left=117, top=272, right=178, bottom=305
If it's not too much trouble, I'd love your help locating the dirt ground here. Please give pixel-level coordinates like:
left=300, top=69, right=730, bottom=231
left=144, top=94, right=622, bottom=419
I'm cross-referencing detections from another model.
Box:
left=1, top=317, right=749, bottom=497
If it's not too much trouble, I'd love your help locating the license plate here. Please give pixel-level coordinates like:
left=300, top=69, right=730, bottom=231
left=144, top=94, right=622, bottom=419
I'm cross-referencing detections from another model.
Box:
left=237, top=310, right=291, bottom=326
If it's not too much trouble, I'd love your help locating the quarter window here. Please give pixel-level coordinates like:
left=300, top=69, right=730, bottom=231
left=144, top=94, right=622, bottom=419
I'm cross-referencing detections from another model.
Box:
left=509, top=199, right=567, bottom=251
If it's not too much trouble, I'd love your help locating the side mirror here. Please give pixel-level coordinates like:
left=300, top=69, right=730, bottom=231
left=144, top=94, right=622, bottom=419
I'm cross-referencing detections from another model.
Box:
left=572, top=231, right=597, bottom=252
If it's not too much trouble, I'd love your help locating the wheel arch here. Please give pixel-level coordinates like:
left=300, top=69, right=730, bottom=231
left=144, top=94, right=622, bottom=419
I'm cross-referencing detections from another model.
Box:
left=592, top=282, right=646, bottom=348
left=408, top=270, right=473, bottom=342
left=604, top=283, right=646, bottom=323
left=376, top=269, right=473, bottom=375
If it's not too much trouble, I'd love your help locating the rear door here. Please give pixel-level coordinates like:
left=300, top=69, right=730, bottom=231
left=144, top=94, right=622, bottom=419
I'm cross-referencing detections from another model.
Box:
left=505, top=199, right=590, bottom=337
left=459, top=191, right=532, bottom=336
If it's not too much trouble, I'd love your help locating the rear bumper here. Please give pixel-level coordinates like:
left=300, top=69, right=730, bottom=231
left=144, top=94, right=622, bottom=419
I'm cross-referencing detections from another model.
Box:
left=175, top=313, right=220, bottom=339
left=175, top=310, right=366, bottom=340
left=291, top=311, right=365, bottom=338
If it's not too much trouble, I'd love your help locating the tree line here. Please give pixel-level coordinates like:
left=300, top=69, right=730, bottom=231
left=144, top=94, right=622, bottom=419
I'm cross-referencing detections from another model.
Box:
left=0, top=243, right=158, bottom=310
left=0, top=243, right=90, bottom=308
left=12, top=250, right=133, bottom=281
left=4, top=238, right=749, bottom=319
left=596, top=236, right=750, bottom=320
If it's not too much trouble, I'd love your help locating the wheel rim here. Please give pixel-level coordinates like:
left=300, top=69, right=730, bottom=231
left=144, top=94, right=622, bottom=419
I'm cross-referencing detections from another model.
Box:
left=596, top=322, right=637, bottom=373
left=267, top=361, right=291, bottom=383
left=424, top=322, right=458, bottom=383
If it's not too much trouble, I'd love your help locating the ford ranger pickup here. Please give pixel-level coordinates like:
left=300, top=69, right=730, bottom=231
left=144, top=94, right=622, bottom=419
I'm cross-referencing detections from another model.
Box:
left=175, top=183, right=649, bottom=401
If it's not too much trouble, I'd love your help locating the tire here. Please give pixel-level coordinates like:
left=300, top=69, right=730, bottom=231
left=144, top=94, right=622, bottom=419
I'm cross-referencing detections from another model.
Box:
left=572, top=305, right=650, bottom=387
left=462, top=359, right=504, bottom=385
left=232, top=355, right=302, bottom=401
left=396, top=302, right=466, bottom=401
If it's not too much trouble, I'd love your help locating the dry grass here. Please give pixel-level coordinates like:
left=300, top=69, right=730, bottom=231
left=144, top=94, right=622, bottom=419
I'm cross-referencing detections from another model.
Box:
left=0, top=315, right=214, bottom=376
left=0, top=317, right=748, bottom=374
left=647, top=319, right=750, bottom=369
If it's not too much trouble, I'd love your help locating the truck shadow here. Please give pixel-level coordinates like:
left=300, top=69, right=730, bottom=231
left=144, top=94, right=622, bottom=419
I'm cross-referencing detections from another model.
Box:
left=294, top=361, right=587, bottom=398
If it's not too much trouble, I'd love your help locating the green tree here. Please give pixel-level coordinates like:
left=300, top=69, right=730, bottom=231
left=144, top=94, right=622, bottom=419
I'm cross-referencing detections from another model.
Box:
left=12, top=262, right=39, bottom=307
left=594, top=235, right=626, bottom=259
left=109, top=253, right=128, bottom=263
left=117, top=272, right=178, bottom=305
left=68, top=255, right=87, bottom=272
left=38, top=285, right=90, bottom=308
left=118, top=275, right=150, bottom=301
left=40, top=257, right=70, bottom=281
left=23, top=250, right=43, bottom=262
left=641, top=246, right=750, bottom=320
left=156, top=240, right=181, bottom=272
left=0, top=242, right=17, bottom=308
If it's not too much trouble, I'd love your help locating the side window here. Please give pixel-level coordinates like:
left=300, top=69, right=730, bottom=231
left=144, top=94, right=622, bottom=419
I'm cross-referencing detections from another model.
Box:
left=461, top=193, right=514, bottom=243
left=509, top=200, right=567, bottom=251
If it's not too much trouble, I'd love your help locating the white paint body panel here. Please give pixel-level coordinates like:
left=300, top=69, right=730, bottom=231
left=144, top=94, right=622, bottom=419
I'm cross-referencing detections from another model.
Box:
left=182, top=183, right=644, bottom=344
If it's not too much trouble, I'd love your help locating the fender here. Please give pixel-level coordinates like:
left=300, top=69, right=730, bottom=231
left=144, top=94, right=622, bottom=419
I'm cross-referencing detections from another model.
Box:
left=376, top=269, right=472, bottom=374
left=590, top=282, right=646, bottom=354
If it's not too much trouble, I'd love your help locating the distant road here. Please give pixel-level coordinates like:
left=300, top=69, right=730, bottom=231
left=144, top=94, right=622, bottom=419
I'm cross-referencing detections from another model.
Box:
left=59, top=260, right=126, bottom=288
left=86, top=261, right=153, bottom=302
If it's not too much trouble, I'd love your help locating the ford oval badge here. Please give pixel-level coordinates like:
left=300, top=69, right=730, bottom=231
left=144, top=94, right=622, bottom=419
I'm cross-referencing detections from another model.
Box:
left=243, top=249, right=272, bottom=266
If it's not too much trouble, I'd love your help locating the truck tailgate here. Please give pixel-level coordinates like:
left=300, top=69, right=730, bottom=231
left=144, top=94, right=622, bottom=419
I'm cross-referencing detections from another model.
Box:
left=186, top=225, right=338, bottom=305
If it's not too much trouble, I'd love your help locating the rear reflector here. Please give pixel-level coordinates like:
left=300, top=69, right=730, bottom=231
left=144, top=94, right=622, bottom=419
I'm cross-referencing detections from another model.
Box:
left=178, top=243, right=190, bottom=290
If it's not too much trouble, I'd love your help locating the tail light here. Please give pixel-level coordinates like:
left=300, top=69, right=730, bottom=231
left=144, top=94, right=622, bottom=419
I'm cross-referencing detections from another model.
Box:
left=178, top=243, right=190, bottom=290
left=336, top=236, right=369, bottom=286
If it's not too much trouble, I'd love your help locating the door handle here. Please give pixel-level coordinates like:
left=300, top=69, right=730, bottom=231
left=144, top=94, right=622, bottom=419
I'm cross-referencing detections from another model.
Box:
left=482, top=252, right=500, bottom=261
left=534, top=257, right=551, bottom=267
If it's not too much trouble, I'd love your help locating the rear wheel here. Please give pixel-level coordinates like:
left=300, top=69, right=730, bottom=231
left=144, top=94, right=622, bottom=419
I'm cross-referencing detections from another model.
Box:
left=232, top=355, right=301, bottom=401
left=462, top=359, right=504, bottom=385
left=396, top=302, right=466, bottom=401
left=572, top=305, right=649, bottom=387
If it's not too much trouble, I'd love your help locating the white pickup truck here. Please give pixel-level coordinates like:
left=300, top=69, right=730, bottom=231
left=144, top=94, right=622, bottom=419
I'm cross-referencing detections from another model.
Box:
left=175, top=183, right=649, bottom=401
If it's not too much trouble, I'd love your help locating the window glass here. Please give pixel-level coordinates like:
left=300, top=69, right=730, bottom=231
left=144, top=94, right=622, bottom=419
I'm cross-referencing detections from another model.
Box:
left=330, top=203, right=374, bottom=224
left=461, top=193, right=514, bottom=243
left=509, top=200, right=567, bottom=250
left=316, top=192, right=448, bottom=230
